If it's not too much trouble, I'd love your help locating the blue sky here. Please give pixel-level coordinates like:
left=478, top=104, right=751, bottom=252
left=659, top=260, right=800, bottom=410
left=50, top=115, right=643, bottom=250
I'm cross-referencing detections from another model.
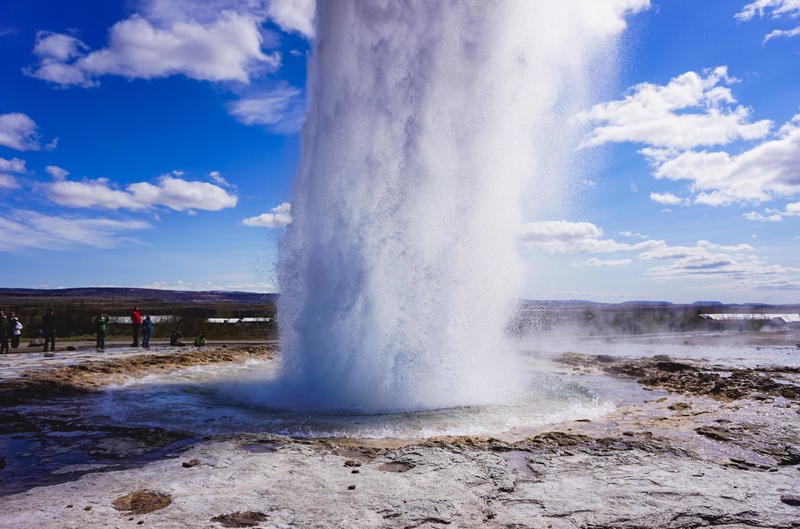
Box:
left=0, top=0, right=798, bottom=303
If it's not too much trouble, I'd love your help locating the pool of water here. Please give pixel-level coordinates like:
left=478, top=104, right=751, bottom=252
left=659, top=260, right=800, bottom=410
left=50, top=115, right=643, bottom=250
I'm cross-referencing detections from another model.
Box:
left=96, top=357, right=628, bottom=439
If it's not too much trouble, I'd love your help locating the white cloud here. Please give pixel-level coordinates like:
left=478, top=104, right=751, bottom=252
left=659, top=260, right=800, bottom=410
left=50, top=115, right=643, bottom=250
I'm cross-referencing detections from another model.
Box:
left=520, top=220, right=659, bottom=254
left=140, top=0, right=315, bottom=37
left=45, top=165, right=68, bottom=180
left=573, top=257, right=632, bottom=267
left=578, top=67, right=772, bottom=150
left=744, top=201, right=800, bottom=221
left=0, top=210, right=151, bottom=252
left=268, top=0, right=315, bottom=37
left=242, top=202, right=292, bottom=227
left=48, top=174, right=238, bottom=211
left=580, top=178, right=597, bottom=188
left=744, top=211, right=783, bottom=222
left=141, top=278, right=276, bottom=292
left=0, top=157, right=26, bottom=173
left=26, top=12, right=280, bottom=87
left=736, top=0, right=800, bottom=21
left=619, top=231, right=648, bottom=239
left=227, top=84, right=304, bottom=133
left=649, top=191, right=686, bottom=206
left=764, top=24, right=800, bottom=41
left=0, top=174, right=20, bottom=189
left=647, top=114, right=800, bottom=206
left=0, top=113, right=42, bottom=151
left=737, top=1, right=800, bottom=43
left=32, top=32, right=87, bottom=61
left=527, top=218, right=800, bottom=290
left=209, top=170, right=235, bottom=188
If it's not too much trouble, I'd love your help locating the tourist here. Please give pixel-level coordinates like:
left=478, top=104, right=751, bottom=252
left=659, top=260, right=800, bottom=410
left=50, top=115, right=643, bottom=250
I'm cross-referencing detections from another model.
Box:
left=131, top=307, right=142, bottom=347
left=42, top=308, right=57, bottom=352
left=95, top=312, right=109, bottom=350
left=142, top=315, right=155, bottom=348
left=169, top=329, right=185, bottom=347
left=0, top=310, right=9, bottom=354
left=10, top=312, right=23, bottom=349
left=193, top=334, right=207, bottom=347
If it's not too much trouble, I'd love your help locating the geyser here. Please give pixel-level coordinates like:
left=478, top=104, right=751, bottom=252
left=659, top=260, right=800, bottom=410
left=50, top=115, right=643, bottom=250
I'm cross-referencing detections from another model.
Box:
left=268, top=0, right=647, bottom=413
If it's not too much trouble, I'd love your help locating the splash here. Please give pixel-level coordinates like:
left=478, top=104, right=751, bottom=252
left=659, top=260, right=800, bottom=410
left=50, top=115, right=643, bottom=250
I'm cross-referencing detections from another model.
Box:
left=263, top=0, right=647, bottom=413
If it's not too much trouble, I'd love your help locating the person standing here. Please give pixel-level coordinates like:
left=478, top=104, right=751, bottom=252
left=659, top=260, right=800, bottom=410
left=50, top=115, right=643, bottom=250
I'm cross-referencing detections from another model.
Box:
left=10, top=312, right=23, bottom=349
left=0, top=310, right=9, bottom=354
left=130, top=307, right=142, bottom=347
left=141, top=315, right=155, bottom=348
left=42, top=308, right=57, bottom=352
left=94, top=312, right=109, bottom=350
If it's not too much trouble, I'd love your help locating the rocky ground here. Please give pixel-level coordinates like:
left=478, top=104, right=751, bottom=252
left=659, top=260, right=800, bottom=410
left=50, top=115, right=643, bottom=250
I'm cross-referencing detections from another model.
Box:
left=1, top=347, right=799, bottom=528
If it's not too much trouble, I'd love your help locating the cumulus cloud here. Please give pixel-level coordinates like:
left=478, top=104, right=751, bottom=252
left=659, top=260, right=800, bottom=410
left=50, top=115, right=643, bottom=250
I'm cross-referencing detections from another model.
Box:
left=0, top=113, right=42, bottom=151
left=520, top=220, right=659, bottom=254
left=140, top=0, right=315, bottom=37
left=763, top=25, right=800, bottom=41
left=525, top=218, right=800, bottom=290
left=0, top=174, right=20, bottom=189
left=267, top=0, right=315, bottom=37
left=649, top=191, right=687, bottom=206
left=736, top=0, right=800, bottom=21
left=0, top=210, right=151, bottom=251
left=573, top=257, right=632, bottom=267
left=0, top=157, right=26, bottom=173
left=26, top=12, right=280, bottom=87
left=646, top=114, right=800, bottom=206
left=45, top=165, right=68, bottom=180
left=227, top=84, right=304, bottom=133
left=578, top=67, right=771, bottom=150
left=48, top=173, right=238, bottom=211
left=744, top=201, right=800, bottom=221
left=242, top=202, right=292, bottom=227
left=619, top=231, right=648, bottom=239
left=737, top=1, right=800, bottom=43
left=642, top=242, right=800, bottom=288
left=209, top=170, right=235, bottom=188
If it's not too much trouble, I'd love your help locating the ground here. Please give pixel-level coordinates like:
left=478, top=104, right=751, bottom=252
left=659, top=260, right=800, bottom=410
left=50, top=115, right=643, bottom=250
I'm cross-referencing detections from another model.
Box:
left=0, top=340, right=799, bottom=528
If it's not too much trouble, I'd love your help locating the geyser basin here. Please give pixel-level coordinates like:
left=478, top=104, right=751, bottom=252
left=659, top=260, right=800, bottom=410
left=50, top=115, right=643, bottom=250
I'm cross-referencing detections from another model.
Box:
left=96, top=358, right=617, bottom=439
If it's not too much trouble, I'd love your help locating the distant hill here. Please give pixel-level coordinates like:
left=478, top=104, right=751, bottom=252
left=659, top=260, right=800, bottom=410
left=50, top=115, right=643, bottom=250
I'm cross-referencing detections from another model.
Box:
left=0, top=287, right=278, bottom=305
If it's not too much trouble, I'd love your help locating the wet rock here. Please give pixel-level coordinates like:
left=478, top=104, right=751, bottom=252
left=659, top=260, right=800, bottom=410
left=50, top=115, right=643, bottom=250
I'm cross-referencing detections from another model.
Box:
left=210, top=511, right=268, bottom=527
left=343, top=459, right=361, bottom=467
left=596, top=354, right=615, bottom=363
left=112, top=490, right=172, bottom=514
left=182, top=459, right=200, bottom=468
left=781, top=495, right=800, bottom=506
left=347, top=484, right=356, bottom=490
left=83, top=506, right=91, bottom=511
left=695, top=426, right=733, bottom=442
left=668, top=401, right=692, bottom=411
left=378, top=461, right=415, bottom=473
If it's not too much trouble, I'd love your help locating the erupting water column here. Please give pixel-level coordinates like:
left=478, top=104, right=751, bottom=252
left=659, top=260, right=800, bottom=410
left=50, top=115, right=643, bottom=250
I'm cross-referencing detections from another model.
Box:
left=272, top=0, right=647, bottom=413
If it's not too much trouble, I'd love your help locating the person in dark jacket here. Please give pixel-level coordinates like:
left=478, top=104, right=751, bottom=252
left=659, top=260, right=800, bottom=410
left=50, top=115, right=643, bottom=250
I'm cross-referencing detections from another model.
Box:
left=0, top=310, right=9, bottom=354
left=95, top=312, right=109, bottom=350
left=42, top=309, right=57, bottom=352
left=141, top=315, right=155, bottom=348
left=131, top=307, right=142, bottom=347
left=169, top=329, right=185, bottom=347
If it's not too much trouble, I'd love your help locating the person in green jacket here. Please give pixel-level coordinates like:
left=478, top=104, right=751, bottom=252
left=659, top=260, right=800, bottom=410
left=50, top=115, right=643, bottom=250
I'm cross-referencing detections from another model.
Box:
left=193, top=334, right=206, bottom=347
left=94, top=312, right=109, bottom=350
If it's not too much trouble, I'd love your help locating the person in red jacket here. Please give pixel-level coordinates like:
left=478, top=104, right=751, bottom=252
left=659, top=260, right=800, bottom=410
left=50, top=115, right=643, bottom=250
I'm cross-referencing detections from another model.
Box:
left=131, top=307, right=143, bottom=347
